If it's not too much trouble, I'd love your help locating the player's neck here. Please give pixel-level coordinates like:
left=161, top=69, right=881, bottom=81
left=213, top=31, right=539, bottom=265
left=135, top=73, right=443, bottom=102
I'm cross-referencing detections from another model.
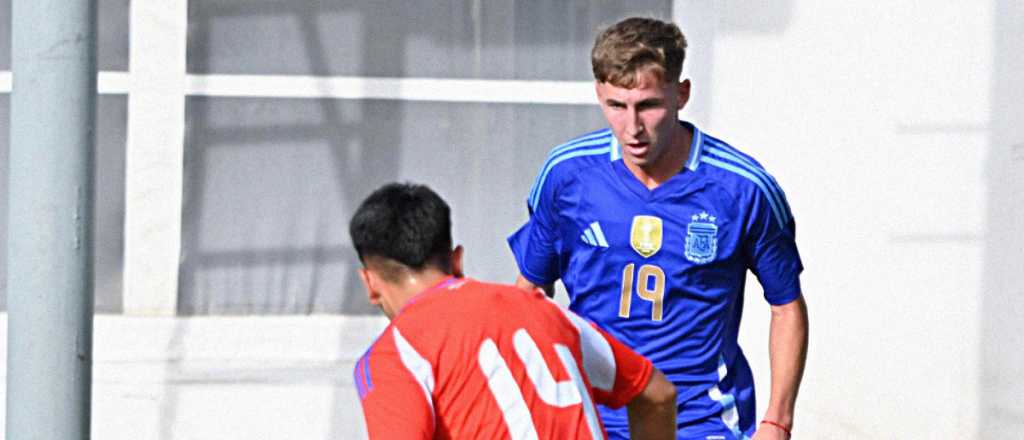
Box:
left=391, top=268, right=454, bottom=310
left=626, top=124, right=692, bottom=189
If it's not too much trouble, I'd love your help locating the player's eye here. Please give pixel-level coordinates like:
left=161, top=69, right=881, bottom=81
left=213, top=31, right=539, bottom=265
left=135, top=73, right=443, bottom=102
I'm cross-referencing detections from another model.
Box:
left=637, top=101, right=662, bottom=111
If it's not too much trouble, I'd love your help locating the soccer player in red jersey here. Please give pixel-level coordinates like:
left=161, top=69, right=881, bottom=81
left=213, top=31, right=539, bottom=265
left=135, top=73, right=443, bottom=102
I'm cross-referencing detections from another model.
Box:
left=350, top=182, right=677, bottom=439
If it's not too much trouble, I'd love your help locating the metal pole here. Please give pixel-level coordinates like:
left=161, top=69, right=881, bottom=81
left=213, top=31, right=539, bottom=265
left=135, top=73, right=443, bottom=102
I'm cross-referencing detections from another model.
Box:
left=6, top=0, right=97, bottom=438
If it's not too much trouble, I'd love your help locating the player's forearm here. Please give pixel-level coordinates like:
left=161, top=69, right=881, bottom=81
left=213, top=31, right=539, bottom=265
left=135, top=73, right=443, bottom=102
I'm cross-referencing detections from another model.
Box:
left=626, top=369, right=677, bottom=440
left=763, top=294, right=808, bottom=429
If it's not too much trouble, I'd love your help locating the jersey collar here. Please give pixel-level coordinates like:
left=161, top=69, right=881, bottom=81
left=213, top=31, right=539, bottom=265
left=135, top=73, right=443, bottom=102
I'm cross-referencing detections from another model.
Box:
left=397, top=275, right=464, bottom=316
left=608, top=120, right=704, bottom=172
left=682, top=121, right=705, bottom=172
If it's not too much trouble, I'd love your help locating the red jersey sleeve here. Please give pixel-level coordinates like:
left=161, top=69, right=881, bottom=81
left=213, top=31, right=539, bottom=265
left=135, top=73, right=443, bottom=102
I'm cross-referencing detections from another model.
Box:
left=356, top=327, right=436, bottom=439
left=556, top=305, right=654, bottom=409
left=584, top=321, right=654, bottom=408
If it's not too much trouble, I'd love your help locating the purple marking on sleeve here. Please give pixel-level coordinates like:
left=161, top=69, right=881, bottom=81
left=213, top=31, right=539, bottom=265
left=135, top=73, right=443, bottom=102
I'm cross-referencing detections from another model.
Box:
left=361, top=354, right=373, bottom=391
left=354, top=354, right=370, bottom=400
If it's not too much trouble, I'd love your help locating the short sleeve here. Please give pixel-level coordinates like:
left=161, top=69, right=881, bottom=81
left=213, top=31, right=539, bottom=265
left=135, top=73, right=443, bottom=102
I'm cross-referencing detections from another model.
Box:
left=743, top=184, right=804, bottom=305
left=356, top=330, right=435, bottom=439
left=556, top=306, right=654, bottom=409
left=510, top=131, right=616, bottom=286
left=508, top=163, right=570, bottom=285
left=508, top=217, right=561, bottom=286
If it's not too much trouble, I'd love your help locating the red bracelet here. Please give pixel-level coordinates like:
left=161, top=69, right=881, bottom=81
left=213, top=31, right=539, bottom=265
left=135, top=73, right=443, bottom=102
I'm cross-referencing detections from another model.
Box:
left=761, top=420, right=792, bottom=437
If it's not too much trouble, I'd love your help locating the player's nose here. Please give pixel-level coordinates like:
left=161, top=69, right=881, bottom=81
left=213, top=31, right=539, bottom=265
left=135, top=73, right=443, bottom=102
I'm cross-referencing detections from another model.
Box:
left=625, top=111, right=644, bottom=137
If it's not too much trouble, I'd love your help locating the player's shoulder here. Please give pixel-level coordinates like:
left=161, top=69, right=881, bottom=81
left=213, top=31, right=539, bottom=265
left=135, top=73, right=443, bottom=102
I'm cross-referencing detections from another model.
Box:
left=536, top=128, right=618, bottom=180
left=545, top=127, right=617, bottom=161
left=696, top=131, right=786, bottom=197
left=458, top=279, right=556, bottom=308
left=399, top=279, right=570, bottom=346
left=362, top=321, right=400, bottom=357
left=396, top=278, right=546, bottom=321
left=354, top=320, right=399, bottom=400
left=457, top=279, right=573, bottom=325
left=528, top=128, right=617, bottom=210
left=694, top=129, right=794, bottom=227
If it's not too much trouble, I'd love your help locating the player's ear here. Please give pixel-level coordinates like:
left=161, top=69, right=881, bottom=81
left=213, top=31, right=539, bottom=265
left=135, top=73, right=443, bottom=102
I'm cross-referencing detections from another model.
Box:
left=450, top=245, right=465, bottom=278
left=676, top=79, right=691, bottom=111
left=357, top=267, right=383, bottom=306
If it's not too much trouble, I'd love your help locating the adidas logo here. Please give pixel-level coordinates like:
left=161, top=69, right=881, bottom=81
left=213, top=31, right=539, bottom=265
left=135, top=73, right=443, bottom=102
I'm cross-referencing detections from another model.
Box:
left=579, top=221, right=609, bottom=248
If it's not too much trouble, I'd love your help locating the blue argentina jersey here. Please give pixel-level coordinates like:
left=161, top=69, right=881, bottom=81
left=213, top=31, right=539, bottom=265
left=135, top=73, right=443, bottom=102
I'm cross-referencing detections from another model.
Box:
left=508, top=122, right=803, bottom=439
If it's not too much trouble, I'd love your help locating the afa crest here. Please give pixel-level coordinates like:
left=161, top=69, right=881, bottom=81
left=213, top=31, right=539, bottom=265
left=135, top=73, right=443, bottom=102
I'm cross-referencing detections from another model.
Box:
left=630, top=215, right=663, bottom=258
left=685, top=211, right=718, bottom=264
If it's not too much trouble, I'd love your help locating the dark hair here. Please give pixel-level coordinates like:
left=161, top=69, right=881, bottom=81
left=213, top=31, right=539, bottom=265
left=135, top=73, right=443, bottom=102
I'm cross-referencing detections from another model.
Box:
left=349, top=183, right=453, bottom=279
left=591, top=17, right=688, bottom=87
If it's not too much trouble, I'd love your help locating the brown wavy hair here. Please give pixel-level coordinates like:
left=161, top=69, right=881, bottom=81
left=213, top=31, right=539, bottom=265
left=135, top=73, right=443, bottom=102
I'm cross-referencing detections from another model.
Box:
left=591, top=17, right=687, bottom=87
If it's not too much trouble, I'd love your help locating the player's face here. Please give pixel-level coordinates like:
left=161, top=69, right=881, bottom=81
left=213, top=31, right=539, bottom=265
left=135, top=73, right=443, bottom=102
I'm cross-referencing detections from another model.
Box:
left=596, top=70, right=690, bottom=177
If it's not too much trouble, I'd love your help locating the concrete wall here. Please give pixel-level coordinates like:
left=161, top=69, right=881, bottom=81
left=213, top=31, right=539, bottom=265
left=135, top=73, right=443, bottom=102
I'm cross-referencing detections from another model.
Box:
left=982, top=0, right=1024, bottom=436
left=1, top=1, right=1021, bottom=439
left=0, top=315, right=388, bottom=439
left=707, top=1, right=1019, bottom=438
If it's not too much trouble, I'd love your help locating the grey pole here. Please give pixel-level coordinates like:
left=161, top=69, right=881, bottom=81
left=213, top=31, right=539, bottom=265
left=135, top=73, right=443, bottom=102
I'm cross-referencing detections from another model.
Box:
left=6, top=0, right=98, bottom=438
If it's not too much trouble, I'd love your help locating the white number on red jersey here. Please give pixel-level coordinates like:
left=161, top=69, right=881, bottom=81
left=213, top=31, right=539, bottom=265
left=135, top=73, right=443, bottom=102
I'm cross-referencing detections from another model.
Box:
left=477, top=328, right=604, bottom=440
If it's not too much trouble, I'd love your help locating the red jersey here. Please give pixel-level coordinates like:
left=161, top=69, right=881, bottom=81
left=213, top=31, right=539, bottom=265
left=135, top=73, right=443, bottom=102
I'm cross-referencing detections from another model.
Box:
left=354, top=277, right=653, bottom=439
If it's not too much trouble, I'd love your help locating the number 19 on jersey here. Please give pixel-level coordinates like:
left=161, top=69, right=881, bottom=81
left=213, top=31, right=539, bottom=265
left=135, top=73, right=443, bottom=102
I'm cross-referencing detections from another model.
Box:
left=619, top=263, right=665, bottom=321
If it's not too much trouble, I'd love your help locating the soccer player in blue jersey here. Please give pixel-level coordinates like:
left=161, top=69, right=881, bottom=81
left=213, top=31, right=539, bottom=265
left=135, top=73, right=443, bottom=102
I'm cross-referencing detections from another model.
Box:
left=508, top=17, right=808, bottom=440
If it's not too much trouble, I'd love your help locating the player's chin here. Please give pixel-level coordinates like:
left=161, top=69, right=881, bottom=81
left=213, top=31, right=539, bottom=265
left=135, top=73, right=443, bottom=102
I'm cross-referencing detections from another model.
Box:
left=623, top=155, right=650, bottom=168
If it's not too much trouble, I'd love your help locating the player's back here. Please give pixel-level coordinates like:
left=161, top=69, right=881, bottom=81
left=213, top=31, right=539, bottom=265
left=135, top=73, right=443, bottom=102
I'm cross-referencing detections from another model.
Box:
left=360, top=277, right=610, bottom=439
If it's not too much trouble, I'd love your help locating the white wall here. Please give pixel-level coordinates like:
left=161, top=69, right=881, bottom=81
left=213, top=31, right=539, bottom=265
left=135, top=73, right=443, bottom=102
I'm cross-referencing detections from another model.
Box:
left=982, top=0, right=1024, bottom=436
left=0, top=315, right=388, bottom=439
left=1, top=1, right=1020, bottom=439
left=696, top=1, right=1006, bottom=438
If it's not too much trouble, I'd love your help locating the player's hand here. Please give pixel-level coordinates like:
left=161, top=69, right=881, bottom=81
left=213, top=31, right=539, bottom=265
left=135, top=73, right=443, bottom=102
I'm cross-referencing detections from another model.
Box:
left=751, top=423, right=791, bottom=440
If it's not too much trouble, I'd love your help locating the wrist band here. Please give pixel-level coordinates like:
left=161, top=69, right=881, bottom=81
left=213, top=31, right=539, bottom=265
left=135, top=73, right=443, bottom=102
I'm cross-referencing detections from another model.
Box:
left=760, top=420, right=792, bottom=436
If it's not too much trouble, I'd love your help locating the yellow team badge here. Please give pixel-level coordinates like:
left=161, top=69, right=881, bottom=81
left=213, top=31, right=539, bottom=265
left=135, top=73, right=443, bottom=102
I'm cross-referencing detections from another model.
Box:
left=630, top=215, right=663, bottom=258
